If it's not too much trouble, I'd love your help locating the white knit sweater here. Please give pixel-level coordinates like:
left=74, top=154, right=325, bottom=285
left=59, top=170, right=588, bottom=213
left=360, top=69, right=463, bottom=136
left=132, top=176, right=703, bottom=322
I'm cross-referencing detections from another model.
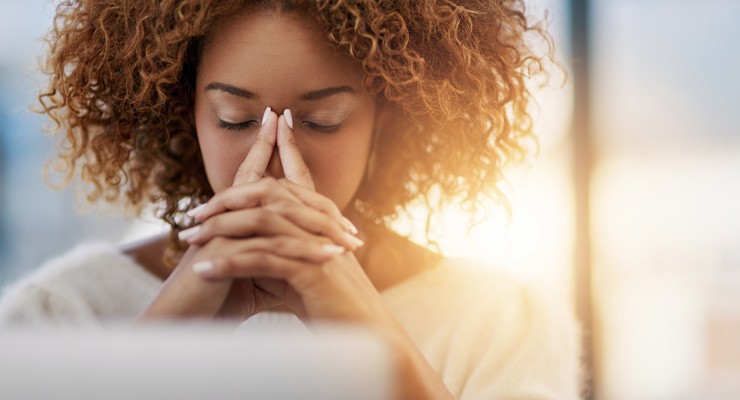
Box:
left=0, top=242, right=583, bottom=399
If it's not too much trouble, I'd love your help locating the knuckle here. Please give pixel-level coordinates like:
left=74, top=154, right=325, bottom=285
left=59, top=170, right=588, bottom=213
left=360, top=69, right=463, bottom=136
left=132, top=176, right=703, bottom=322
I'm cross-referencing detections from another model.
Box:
left=252, top=208, right=274, bottom=225
left=254, top=179, right=270, bottom=195
left=253, top=252, right=272, bottom=268
left=219, top=257, right=235, bottom=274
left=321, top=198, right=341, bottom=215
left=272, top=198, right=295, bottom=214
left=264, top=200, right=284, bottom=214
left=315, top=217, right=333, bottom=235
left=254, top=178, right=279, bottom=199
left=259, top=176, right=278, bottom=189
left=269, top=237, right=292, bottom=254
left=310, top=194, right=334, bottom=214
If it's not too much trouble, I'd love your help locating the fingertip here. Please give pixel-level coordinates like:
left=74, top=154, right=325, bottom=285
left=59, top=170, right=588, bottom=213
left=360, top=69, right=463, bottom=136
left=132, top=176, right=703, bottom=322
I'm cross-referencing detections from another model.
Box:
left=267, top=109, right=279, bottom=127
left=259, top=111, right=278, bottom=142
left=342, top=232, right=365, bottom=250
left=341, top=216, right=359, bottom=235
left=187, top=203, right=207, bottom=218
left=192, top=260, right=215, bottom=276
left=277, top=113, right=288, bottom=130
left=322, top=243, right=346, bottom=256
left=276, top=113, right=296, bottom=146
left=192, top=206, right=211, bottom=222
left=284, top=108, right=294, bottom=129
left=178, top=225, right=202, bottom=242
left=261, top=106, right=272, bottom=126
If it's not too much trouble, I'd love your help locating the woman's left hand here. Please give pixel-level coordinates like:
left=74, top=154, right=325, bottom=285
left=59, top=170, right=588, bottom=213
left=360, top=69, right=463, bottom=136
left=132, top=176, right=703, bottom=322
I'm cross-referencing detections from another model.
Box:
left=191, top=113, right=453, bottom=399
left=190, top=114, right=396, bottom=329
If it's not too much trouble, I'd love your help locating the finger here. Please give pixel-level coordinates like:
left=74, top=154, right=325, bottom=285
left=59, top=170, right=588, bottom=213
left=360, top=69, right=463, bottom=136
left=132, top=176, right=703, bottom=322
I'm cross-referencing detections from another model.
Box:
left=185, top=202, right=362, bottom=251
left=233, top=107, right=277, bottom=186
left=264, top=200, right=363, bottom=250
left=278, top=178, right=358, bottom=234
left=193, top=252, right=313, bottom=281
left=181, top=207, right=315, bottom=244
left=278, top=111, right=315, bottom=190
left=192, top=179, right=354, bottom=236
left=213, top=236, right=346, bottom=264
left=192, top=178, right=301, bottom=222
left=258, top=236, right=346, bottom=263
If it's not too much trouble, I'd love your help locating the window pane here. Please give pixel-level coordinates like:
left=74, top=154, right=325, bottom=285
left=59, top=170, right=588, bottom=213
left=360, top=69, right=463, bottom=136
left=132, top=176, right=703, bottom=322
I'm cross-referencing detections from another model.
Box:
left=592, top=1, right=740, bottom=398
left=0, top=0, right=132, bottom=285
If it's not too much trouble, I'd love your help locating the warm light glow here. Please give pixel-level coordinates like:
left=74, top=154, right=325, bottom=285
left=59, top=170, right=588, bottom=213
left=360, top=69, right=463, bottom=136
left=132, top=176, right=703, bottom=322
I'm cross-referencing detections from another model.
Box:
left=393, top=73, right=575, bottom=289
left=394, top=159, right=573, bottom=289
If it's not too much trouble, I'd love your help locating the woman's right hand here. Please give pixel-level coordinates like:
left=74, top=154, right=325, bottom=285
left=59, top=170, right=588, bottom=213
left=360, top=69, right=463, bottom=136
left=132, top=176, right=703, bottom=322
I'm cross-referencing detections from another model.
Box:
left=138, top=109, right=358, bottom=322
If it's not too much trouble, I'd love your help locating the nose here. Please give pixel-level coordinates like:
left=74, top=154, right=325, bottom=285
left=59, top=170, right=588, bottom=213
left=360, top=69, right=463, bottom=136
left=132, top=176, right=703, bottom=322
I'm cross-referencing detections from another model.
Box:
left=265, top=145, right=284, bottom=179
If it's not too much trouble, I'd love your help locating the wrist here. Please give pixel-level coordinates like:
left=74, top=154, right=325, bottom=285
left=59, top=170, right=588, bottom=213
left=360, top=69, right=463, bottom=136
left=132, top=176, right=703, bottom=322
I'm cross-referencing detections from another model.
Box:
left=377, top=322, right=453, bottom=400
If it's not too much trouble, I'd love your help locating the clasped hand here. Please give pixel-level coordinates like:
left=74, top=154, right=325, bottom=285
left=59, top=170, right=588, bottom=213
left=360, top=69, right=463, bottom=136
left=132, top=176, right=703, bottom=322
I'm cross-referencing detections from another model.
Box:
left=142, top=109, right=395, bottom=330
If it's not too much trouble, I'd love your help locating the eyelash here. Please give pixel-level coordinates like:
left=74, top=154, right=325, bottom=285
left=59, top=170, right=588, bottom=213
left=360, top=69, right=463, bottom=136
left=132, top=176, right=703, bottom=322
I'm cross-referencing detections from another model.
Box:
left=217, top=119, right=258, bottom=131
left=217, top=119, right=342, bottom=133
left=301, top=121, right=342, bottom=134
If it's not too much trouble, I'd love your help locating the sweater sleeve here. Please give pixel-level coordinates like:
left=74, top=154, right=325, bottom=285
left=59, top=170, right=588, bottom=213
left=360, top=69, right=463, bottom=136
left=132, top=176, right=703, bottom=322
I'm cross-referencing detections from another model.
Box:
left=455, top=283, right=584, bottom=399
left=382, top=263, right=584, bottom=399
left=0, top=242, right=162, bottom=327
left=0, top=283, right=98, bottom=326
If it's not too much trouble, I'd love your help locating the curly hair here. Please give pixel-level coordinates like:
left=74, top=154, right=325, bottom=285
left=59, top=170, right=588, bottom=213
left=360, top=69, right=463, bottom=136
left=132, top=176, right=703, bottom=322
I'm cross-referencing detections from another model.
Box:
left=39, top=0, right=554, bottom=263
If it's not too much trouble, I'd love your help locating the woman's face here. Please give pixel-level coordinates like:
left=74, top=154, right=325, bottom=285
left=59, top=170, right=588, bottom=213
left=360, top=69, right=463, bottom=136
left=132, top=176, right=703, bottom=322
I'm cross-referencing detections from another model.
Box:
left=194, top=10, right=376, bottom=211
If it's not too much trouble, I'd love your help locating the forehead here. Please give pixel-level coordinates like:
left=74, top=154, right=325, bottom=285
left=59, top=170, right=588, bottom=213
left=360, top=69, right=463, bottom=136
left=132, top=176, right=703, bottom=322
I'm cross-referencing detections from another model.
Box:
left=197, top=10, right=365, bottom=101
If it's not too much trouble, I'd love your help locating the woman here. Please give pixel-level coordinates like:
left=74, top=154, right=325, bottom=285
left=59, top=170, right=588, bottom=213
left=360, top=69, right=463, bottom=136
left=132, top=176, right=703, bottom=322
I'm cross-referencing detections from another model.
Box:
left=0, top=0, right=582, bottom=398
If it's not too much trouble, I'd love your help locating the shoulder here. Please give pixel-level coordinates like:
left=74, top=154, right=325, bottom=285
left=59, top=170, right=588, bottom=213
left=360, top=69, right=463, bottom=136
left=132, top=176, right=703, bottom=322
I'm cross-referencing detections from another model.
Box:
left=385, top=258, right=571, bottom=324
left=0, top=242, right=161, bottom=326
left=384, top=258, right=584, bottom=399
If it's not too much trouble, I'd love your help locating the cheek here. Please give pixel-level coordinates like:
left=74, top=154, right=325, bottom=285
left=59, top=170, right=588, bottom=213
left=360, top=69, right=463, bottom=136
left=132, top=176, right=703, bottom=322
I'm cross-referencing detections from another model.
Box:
left=301, top=128, right=372, bottom=211
left=194, top=98, right=257, bottom=193
left=195, top=124, right=255, bottom=193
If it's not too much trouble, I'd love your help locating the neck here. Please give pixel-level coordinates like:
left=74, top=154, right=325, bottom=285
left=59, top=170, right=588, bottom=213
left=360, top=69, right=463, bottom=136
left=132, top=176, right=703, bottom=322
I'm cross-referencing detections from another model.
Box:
left=351, top=221, right=443, bottom=292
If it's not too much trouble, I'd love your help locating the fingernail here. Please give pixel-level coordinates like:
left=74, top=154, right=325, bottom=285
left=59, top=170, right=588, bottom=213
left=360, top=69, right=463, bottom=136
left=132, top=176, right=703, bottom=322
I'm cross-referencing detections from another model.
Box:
left=322, top=244, right=346, bottom=255
left=187, top=203, right=207, bottom=218
left=342, top=217, right=359, bottom=235
left=178, top=225, right=201, bottom=241
left=284, top=108, right=294, bottom=129
left=192, top=261, right=214, bottom=274
left=343, top=232, right=365, bottom=249
left=261, top=106, right=272, bottom=126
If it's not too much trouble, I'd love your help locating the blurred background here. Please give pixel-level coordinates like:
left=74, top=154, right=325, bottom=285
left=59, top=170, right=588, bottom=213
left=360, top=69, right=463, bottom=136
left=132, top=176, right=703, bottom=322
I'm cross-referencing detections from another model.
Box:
left=0, top=0, right=738, bottom=399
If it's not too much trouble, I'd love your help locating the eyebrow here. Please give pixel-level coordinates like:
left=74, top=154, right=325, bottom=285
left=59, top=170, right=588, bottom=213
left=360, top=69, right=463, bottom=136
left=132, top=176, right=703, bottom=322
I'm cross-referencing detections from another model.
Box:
left=205, top=82, right=256, bottom=99
left=299, top=86, right=356, bottom=101
left=205, top=82, right=356, bottom=101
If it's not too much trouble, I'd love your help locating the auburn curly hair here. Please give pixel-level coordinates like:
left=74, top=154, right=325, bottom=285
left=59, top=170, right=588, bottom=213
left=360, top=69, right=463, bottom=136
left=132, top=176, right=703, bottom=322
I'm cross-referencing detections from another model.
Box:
left=39, top=0, right=553, bottom=263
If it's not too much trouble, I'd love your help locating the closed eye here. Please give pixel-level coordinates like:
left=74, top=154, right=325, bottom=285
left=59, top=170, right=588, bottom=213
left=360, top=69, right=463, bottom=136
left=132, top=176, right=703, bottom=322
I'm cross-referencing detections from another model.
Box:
left=301, top=121, right=342, bottom=133
left=217, top=119, right=258, bottom=131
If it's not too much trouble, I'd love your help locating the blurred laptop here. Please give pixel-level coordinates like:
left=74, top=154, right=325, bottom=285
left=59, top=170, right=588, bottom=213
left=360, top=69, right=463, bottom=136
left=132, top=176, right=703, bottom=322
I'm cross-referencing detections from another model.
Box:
left=0, top=324, right=394, bottom=400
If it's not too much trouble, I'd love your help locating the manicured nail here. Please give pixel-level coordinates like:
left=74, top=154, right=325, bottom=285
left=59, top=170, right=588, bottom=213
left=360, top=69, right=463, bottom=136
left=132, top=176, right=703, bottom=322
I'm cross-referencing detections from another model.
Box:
left=192, top=261, right=214, bottom=274
left=178, top=225, right=201, bottom=241
left=261, top=106, right=272, bottom=126
left=284, top=108, right=294, bottom=129
left=186, top=203, right=207, bottom=218
left=342, top=216, right=359, bottom=235
left=322, top=244, right=346, bottom=255
left=343, top=232, right=365, bottom=249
